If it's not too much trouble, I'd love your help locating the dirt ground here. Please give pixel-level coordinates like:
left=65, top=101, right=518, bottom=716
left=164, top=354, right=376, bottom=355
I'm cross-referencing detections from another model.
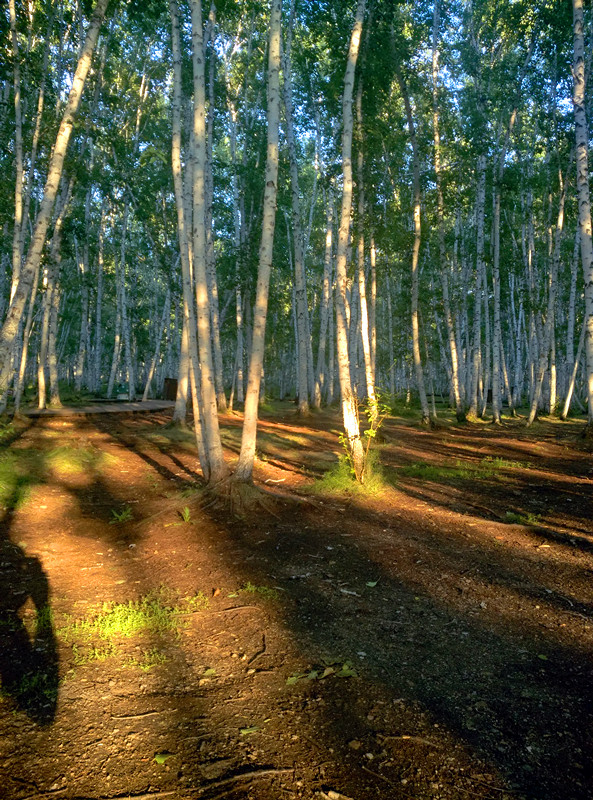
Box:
left=1, top=403, right=592, bottom=800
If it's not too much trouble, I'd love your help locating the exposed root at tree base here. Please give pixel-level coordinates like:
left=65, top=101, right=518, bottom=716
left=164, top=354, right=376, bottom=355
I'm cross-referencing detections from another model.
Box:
left=198, top=477, right=283, bottom=517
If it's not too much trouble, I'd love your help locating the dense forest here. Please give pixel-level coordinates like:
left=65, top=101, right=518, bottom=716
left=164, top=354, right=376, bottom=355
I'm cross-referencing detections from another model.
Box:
left=1, top=0, right=593, bottom=484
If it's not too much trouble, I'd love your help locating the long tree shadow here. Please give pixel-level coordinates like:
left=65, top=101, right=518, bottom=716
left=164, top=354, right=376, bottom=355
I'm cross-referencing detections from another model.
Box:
left=207, top=497, right=593, bottom=800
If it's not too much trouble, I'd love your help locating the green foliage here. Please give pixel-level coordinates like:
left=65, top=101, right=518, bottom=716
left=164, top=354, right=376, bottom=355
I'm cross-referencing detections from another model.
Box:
left=311, top=450, right=386, bottom=497
left=399, top=456, right=530, bottom=482
left=286, top=660, right=358, bottom=686
left=0, top=444, right=114, bottom=511
left=504, top=511, right=542, bottom=526
left=124, top=648, right=167, bottom=672
left=109, top=506, right=133, bottom=524
left=61, top=595, right=178, bottom=641
left=240, top=582, right=279, bottom=601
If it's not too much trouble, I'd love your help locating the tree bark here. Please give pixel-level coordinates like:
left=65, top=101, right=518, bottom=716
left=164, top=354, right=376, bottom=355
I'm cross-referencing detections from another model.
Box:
left=0, top=0, right=109, bottom=395
left=573, top=0, right=593, bottom=424
left=234, top=0, right=282, bottom=482
left=334, top=0, right=366, bottom=481
left=395, top=67, right=430, bottom=424
left=191, top=0, right=228, bottom=482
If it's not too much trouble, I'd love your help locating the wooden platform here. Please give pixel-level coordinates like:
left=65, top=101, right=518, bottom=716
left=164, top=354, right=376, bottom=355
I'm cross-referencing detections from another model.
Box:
left=21, top=400, right=176, bottom=417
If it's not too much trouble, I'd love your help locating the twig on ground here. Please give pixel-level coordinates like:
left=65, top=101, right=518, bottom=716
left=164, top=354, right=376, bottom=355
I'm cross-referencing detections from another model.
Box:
left=195, top=768, right=292, bottom=794
left=111, top=710, right=172, bottom=720
left=361, top=764, right=397, bottom=786
left=247, top=634, right=267, bottom=665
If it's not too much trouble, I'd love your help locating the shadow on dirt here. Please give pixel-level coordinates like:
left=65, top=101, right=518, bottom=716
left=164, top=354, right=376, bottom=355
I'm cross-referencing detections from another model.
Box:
left=0, top=531, right=58, bottom=725
left=208, top=495, right=593, bottom=800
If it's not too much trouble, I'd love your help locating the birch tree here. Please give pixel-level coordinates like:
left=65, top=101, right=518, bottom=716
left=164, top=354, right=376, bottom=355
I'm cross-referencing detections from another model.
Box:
left=234, top=0, right=282, bottom=484
left=0, top=0, right=110, bottom=396
left=572, top=0, right=593, bottom=425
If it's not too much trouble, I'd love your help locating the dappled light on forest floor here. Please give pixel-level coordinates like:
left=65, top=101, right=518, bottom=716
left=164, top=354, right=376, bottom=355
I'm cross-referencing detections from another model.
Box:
left=0, top=408, right=592, bottom=800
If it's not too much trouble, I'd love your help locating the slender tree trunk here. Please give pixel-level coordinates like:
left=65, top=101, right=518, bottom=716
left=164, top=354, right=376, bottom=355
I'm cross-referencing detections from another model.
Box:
left=527, top=165, right=568, bottom=424
left=432, top=0, right=464, bottom=420
left=9, top=0, right=24, bottom=303
left=170, top=0, right=207, bottom=461
left=191, top=0, right=228, bottom=482
left=0, top=0, right=109, bottom=394
left=333, top=0, right=366, bottom=481
left=561, top=320, right=586, bottom=419
left=469, top=156, right=486, bottom=418
left=234, top=0, right=282, bottom=482
left=172, top=301, right=190, bottom=424
left=93, top=200, right=105, bottom=392
left=573, top=0, right=593, bottom=425
left=143, top=288, right=170, bottom=401
left=204, top=5, right=227, bottom=412
left=14, top=266, right=40, bottom=412
left=387, top=272, right=395, bottom=398
left=314, top=193, right=334, bottom=408
left=283, top=0, right=310, bottom=415
left=355, top=72, right=377, bottom=421
left=396, top=68, right=430, bottom=424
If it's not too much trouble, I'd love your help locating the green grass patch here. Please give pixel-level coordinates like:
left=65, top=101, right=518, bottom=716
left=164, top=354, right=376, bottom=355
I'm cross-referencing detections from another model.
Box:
left=59, top=588, right=208, bottom=644
left=58, top=589, right=208, bottom=672
left=143, top=425, right=197, bottom=451
left=0, top=444, right=116, bottom=510
left=399, top=456, right=530, bottom=482
left=0, top=451, right=39, bottom=509
left=61, top=595, right=178, bottom=641
left=239, top=581, right=279, bottom=601
left=309, top=451, right=386, bottom=497
left=46, top=445, right=114, bottom=477
left=504, top=511, right=542, bottom=526
left=124, top=648, right=167, bottom=671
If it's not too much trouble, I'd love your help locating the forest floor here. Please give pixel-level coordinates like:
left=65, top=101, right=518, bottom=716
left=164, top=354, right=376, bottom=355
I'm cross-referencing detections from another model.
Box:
left=1, top=402, right=592, bottom=800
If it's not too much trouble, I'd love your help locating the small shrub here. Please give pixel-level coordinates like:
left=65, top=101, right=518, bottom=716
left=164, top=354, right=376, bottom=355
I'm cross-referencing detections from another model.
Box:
left=110, top=506, right=133, bottom=524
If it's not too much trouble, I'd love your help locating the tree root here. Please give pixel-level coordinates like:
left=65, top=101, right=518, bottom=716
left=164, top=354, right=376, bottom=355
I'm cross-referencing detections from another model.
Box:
left=198, top=477, right=282, bottom=517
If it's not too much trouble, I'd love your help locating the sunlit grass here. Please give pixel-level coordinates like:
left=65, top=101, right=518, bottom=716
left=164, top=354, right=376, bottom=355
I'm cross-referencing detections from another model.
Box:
left=309, top=451, right=386, bottom=497
left=398, top=456, right=530, bottom=482
left=46, top=445, right=115, bottom=477
left=0, top=444, right=116, bottom=510
left=59, top=588, right=209, bottom=643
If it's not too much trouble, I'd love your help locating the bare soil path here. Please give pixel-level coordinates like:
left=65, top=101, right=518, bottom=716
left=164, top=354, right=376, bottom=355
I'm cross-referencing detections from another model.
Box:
left=0, top=406, right=591, bottom=800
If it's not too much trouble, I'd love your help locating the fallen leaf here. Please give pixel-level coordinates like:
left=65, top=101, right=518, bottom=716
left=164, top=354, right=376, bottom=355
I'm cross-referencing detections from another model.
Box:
left=240, top=726, right=260, bottom=735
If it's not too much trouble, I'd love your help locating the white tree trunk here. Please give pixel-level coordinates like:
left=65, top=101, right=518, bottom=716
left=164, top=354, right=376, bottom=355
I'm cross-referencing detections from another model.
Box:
left=235, top=0, right=282, bottom=482
left=283, top=0, right=310, bottom=415
left=0, top=0, right=109, bottom=394
left=573, top=0, right=593, bottom=424
left=334, top=0, right=366, bottom=481
left=191, top=0, right=228, bottom=482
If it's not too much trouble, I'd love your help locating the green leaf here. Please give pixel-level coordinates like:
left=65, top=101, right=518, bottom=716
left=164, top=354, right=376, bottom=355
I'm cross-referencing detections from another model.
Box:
left=203, top=667, right=216, bottom=676
left=366, top=581, right=378, bottom=588
left=154, top=752, right=173, bottom=765
left=336, top=662, right=358, bottom=678
left=320, top=666, right=335, bottom=679
left=240, top=726, right=259, bottom=735
left=537, top=654, right=548, bottom=661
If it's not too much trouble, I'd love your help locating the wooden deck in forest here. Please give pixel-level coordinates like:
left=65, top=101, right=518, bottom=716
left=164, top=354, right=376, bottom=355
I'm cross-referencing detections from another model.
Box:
left=21, top=400, right=176, bottom=417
